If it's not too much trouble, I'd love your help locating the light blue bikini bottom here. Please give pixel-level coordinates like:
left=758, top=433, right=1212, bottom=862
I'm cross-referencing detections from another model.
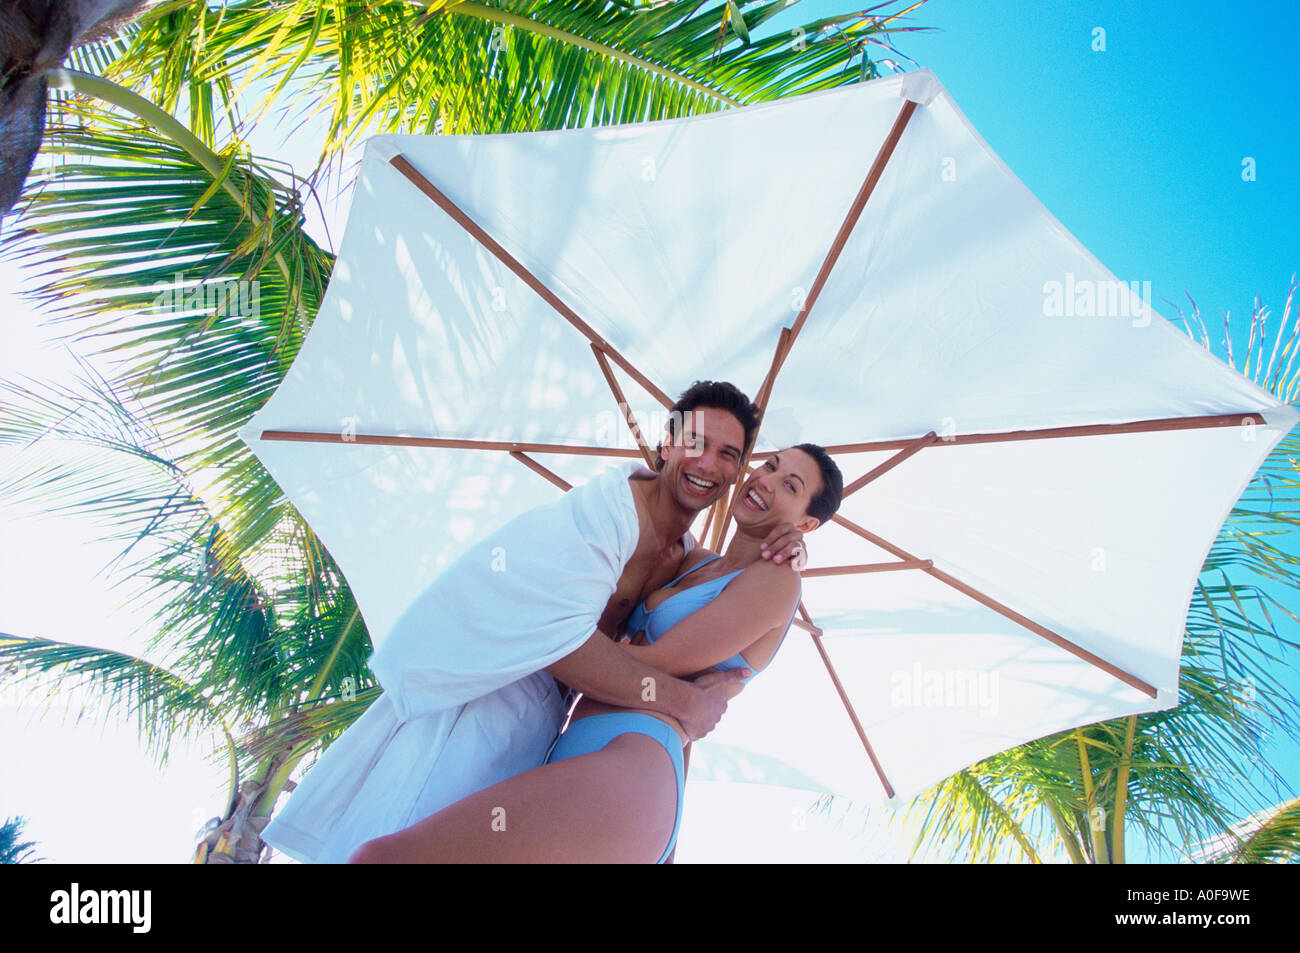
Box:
left=544, top=711, right=685, bottom=864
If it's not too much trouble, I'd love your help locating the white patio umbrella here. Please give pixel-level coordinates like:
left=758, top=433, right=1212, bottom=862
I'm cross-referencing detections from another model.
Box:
left=238, top=69, right=1298, bottom=806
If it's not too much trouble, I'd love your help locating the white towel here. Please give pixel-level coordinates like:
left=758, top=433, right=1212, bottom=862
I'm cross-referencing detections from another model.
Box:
left=263, top=461, right=681, bottom=863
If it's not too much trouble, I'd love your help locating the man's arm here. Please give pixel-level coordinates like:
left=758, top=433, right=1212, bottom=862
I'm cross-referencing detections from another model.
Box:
left=545, top=632, right=747, bottom=740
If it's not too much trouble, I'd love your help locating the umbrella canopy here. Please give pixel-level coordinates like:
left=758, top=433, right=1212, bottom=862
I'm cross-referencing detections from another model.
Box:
left=238, top=69, right=1298, bottom=806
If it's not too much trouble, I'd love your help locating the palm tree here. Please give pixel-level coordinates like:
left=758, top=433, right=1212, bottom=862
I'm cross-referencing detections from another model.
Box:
left=0, top=815, right=43, bottom=863
left=0, top=0, right=155, bottom=216
left=1188, top=796, right=1300, bottom=863
left=0, top=0, right=930, bottom=861
left=896, top=280, right=1300, bottom=863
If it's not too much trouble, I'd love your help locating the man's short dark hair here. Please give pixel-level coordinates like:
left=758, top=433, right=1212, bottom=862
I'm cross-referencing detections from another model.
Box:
left=793, top=443, right=843, bottom=526
left=655, top=380, right=760, bottom=471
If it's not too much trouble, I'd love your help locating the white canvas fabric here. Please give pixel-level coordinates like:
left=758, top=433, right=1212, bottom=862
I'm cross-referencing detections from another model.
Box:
left=240, top=68, right=1298, bottom=809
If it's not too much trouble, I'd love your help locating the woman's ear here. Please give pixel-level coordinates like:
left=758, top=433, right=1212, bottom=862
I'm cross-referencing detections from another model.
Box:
left=796, top=514, right=820, bottom=534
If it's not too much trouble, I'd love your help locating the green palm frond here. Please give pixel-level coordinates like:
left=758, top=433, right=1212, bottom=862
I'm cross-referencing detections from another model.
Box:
left=3, top=88, right=333, bottom=552
left=0, top=816, right=44, bottom=864
left=1189, top=796, right=1300, bottom=864
left=0, top=633, right=224, bottom=764
left=98, top=0, right=930, bottom=176
left=0, top=362, right=369, bottom=720
left=899, top=766, right=1046, bottom=863
left=1, top=65, right=382, bottom=830
left=242, top=684, right=382, bottom=769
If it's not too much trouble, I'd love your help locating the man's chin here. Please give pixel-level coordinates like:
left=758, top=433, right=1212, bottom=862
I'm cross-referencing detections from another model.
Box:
left=676, top=487, right=727, bottom=513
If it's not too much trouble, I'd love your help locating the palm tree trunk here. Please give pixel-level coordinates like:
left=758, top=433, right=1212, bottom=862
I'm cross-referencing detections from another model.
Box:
left=250, top=605, right=364, bottom=823
left=1075, top=728, right=1110, bottom=863
left=190, top=604, right=363, bottom=863
left=1111, top=715, right=1137, bottom=864
left=0, top=0, right=153, bottom=215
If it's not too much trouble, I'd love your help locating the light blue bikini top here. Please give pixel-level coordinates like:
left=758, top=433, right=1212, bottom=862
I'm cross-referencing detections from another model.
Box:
left=625, top=554, right=794, bottom=685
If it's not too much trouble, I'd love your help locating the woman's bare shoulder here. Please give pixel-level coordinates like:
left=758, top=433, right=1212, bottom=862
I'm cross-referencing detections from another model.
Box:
left=741, top=554, right=802, bottom=582
left=736, top=557, right=802, bottom=606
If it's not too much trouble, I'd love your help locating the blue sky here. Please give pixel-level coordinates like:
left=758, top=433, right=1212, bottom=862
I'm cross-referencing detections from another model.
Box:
left=821, top=0, right=1300, bottom=355
left=2, top=0, right=1297, bottom=862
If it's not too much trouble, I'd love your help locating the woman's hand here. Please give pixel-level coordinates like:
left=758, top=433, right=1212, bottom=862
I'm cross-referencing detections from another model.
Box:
left=759, top=523, right=808, bottom=571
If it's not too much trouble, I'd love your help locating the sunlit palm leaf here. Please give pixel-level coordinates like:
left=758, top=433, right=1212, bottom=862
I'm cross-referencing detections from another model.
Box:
left=3, top=95, right=332, bottom=558
left=242, top=684, right=382, bottom=768
left=0, top=363, right=370, bottom=725
left=1190, top=796, right=1300, bottom=863
left=0, top=816, right=44, bottom=864
left=100, top=0, right=931, bottom=177
left=0, top=632, right=222, bottom=763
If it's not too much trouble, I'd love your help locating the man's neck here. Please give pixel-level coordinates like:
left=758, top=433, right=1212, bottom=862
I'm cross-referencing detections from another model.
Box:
left=631, top=468, right=696, bottom=548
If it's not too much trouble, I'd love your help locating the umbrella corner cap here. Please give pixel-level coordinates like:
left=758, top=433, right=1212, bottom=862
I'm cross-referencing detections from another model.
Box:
left=235, top=418, right=262, bottom=448
left=900, top=69, right=942, bottom=106
left=365, top=136, right=405, bottom=166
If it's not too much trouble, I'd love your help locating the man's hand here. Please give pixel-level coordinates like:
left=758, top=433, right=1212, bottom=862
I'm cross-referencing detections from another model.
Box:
left=678, top=667, right=750, bottom=741
left=759, top=523, right=808, bottom=571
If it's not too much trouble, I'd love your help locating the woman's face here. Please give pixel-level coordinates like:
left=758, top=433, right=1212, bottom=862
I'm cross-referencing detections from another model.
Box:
left=731, top=447, right=824, bottom=534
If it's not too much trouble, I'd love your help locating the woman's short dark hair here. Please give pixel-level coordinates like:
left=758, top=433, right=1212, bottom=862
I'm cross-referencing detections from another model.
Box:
left=792, top=443, right=843, bottom=526
left=656, top=380, right=761, bottom=470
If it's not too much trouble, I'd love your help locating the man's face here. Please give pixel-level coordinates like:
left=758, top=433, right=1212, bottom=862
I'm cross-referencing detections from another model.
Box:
left=659, top=406, right=746, bottom=511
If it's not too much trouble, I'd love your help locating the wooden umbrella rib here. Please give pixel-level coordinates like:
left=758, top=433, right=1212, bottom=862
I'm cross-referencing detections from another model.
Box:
left=842, top=431, right=940, bottom=497
left=753, top=327, right=794, bottom=421
left=259, top=430, right=642, bottom=457
left=715, top=101, right=919, bottom=551
left=828, top=514, right=1158, bottom=698
left=388, top=153, right=673, bottom=410
left=792, top=616, right=819, bottom=635
left=786, top=100, right=918, bottom=359
left=819, top=412, right=1267, bottom=456
left=795, top=602, right=896, bottom=799
left=699, top=498, right=718, bottom=545
left=752, top=99, right=919, bottom=414
left=259, top=413, right=1258, bottom=459
left=924, top=562, right=1157, bottom=697
left=801, top=560, right=932, bottom=578
left=711, top=329, right=793, bottom=550
left=509, top=451, right=571, bottom=491
left=591, top=343, right=657, bottom=471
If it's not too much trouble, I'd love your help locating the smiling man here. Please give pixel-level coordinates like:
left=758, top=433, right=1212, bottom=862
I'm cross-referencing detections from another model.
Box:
left=261, top=380, right=807, bottom=863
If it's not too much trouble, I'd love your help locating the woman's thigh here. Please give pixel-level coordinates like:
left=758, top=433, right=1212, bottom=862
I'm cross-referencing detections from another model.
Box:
left=349, top=733, right=678, bottom=863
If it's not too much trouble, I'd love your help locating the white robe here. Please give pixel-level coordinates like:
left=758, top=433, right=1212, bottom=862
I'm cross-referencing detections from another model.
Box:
left=262, top=461, right=687, bottom=863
